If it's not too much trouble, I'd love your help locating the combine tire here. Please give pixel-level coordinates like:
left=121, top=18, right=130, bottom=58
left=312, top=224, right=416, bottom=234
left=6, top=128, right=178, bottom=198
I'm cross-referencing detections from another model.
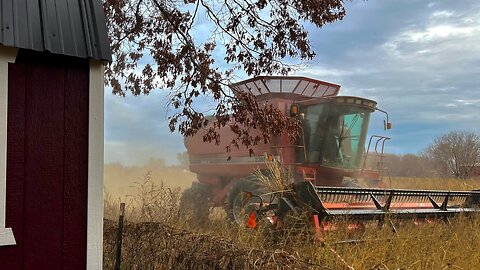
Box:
left=226, top=178, right=264, bottom=224
left=180, top=182, right=211, bottom=222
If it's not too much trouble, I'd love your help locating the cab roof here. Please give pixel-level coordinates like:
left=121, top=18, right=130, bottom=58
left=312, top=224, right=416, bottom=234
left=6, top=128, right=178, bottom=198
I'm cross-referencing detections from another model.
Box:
left=230, top=76, right=341, bottom=98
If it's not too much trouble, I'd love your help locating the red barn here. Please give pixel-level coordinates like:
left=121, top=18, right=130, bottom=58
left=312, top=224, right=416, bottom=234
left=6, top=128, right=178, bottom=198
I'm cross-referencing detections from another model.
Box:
left=0, top=0, right=111, bottom=269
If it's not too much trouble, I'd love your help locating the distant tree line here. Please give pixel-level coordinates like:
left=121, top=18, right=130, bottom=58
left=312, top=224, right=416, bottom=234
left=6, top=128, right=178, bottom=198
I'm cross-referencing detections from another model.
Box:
left=380, top=154, right=433, bottom=178
left=377, top=131, right=480, bottom=179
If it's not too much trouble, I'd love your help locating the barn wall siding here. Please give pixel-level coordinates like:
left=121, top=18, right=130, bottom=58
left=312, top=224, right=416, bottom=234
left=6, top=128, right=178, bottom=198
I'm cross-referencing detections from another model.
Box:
left=64, top=61, right=90, bottom=269
left=0, top=51, right=89, bottom=270
left=23, top=59, right=67, bottom=269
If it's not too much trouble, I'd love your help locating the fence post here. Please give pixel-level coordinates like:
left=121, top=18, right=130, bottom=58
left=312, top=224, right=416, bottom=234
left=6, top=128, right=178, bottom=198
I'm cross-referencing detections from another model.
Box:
left=114, top=203, right=125, bottom=270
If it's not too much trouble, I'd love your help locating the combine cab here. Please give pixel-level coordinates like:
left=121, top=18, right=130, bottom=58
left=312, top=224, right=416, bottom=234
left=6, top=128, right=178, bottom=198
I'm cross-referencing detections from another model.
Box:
left=182, top=76, right=480, bottom=225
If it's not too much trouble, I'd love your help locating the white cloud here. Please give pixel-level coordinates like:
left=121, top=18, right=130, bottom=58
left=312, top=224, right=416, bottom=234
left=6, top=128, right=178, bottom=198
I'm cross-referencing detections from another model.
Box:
left=382, top=6, right=480, bottom=66
left=400, top=25, right=477, bottom=43
left=456, top=99, right=480, bottom=106
left=419, top=112, right=475, bottom=121
left=430, top=10, right=455, bottom=18
left=295, top=66, right=373, bottom=78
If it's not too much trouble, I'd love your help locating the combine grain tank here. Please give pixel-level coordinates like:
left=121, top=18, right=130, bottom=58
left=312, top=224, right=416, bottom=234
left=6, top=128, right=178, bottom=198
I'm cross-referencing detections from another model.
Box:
left=183, top=76, right=391, bottom=221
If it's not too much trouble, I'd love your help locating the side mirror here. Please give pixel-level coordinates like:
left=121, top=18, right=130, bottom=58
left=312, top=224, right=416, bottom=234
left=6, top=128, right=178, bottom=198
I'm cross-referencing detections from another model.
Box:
left=377, top=108, right=392, bottom=131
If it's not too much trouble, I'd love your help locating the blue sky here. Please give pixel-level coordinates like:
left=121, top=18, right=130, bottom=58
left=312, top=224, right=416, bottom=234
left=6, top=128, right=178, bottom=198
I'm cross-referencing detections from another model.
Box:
left=105, top=0, right=480, bottom=166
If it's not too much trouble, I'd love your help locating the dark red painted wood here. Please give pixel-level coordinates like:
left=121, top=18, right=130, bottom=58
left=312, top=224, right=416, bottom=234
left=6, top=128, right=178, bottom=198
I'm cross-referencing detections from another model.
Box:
left=23, top=62, right=66, bottom=270
left=63, top=63, right=89, bottom=269
left=0, top=63, right=27, bottom=269
left=1, top=51, right=89, bottom=270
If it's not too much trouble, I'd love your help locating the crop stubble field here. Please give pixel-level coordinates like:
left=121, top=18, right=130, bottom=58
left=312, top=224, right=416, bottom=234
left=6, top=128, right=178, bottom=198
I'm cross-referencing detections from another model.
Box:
left=103, top=174, right=480, bottom=270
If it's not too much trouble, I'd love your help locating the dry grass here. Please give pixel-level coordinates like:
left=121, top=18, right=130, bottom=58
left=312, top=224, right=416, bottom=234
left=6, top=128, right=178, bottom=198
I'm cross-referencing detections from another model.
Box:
left=104, top=221, right=314, bottom=269
left=255, top=157, right=294, bottom=192
left=104, top=171, right=480, bottom=269
left=386, top=176, right=480, bottom=191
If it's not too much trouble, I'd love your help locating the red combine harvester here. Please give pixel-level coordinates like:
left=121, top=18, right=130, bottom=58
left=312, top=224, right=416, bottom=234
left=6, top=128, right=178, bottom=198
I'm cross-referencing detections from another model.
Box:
left=183, top=76, right=480, bottom=226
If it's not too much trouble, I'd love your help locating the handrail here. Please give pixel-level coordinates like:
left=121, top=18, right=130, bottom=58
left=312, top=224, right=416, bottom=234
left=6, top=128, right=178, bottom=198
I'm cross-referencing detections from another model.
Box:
left=362, top=135, right=391, bottom=174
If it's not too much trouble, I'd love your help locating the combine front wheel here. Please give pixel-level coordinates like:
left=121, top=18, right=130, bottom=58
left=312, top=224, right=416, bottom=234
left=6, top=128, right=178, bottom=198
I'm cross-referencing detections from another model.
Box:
left=180, top=182, right=211, bottom=222
left=226, top=178, right=264, bottom=224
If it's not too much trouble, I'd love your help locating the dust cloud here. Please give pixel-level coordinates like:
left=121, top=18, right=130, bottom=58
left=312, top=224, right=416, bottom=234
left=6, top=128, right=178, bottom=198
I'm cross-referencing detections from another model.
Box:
left=104, top=158, right=196, bottom=199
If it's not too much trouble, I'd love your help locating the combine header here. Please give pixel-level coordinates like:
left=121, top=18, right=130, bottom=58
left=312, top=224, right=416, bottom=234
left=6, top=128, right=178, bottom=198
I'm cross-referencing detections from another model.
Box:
left=181, top=76, right=480, bottom=226
left=242, top=181, right=480, bottom=230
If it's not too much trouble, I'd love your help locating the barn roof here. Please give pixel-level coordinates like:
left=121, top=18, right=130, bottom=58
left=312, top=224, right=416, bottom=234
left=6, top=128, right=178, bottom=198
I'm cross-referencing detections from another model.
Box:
left=0, top=0, right=111, bottom=61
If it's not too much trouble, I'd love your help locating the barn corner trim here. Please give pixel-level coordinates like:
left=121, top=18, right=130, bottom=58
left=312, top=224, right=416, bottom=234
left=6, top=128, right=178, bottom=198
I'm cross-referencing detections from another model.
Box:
left=0, top=46, right=18, bottom=246
left=87, top=59, right=105, bottom=269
